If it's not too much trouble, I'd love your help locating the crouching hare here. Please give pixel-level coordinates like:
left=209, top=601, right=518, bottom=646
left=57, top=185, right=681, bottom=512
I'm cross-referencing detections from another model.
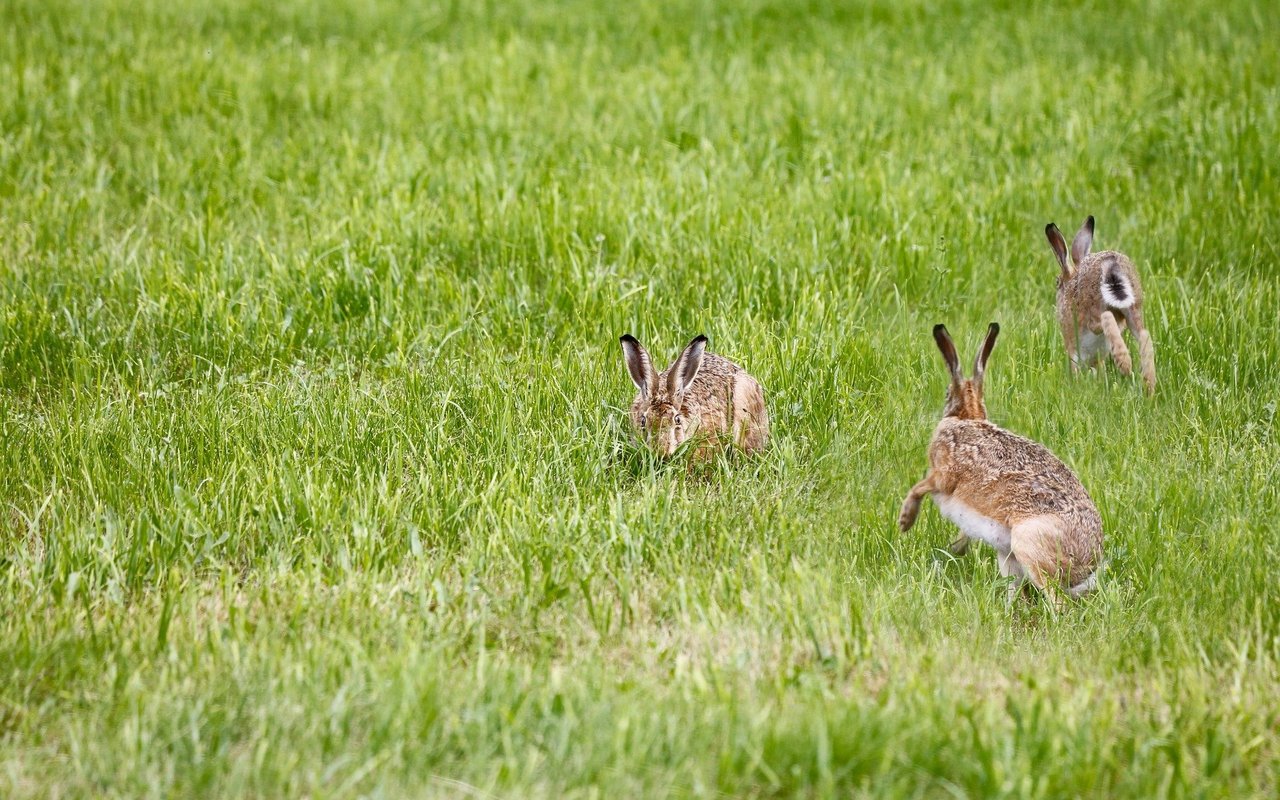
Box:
left=898, top=323, right=1103, bottom=607
left=619, top=333, right=768, bottom=459
left=1046, top=215, right=1155, bottom=394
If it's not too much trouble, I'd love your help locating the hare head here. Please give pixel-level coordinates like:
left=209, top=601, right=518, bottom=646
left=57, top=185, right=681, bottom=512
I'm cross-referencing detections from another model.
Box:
left=1044, top=215, right=1095, bottom=290
left=619, top=333, right=708, bottom=457
left=933, top=323, right=999, bottom=421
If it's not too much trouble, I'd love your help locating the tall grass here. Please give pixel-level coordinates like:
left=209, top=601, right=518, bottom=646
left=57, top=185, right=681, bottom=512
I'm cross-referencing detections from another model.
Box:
left=2, top=0, right=1279, bottom=796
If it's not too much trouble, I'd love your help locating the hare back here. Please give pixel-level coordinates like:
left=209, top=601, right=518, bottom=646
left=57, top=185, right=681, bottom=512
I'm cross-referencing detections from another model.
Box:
left=928, top=419, right=1102, bottom=535
left=662, top=352, right=744, bottom=435
left=731, top=371, right=770, bottom=452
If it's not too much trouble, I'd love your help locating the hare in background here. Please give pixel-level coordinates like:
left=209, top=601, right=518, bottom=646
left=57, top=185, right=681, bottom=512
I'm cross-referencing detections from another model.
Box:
left=1045, top=215, right=1156, bottom=394
left=619, top=333, right=768, bottom=459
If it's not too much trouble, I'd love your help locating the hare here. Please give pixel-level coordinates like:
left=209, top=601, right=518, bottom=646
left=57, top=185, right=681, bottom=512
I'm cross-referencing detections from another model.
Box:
left=1045, top=215, right=1155, bottom=394
left=898, top=323, right=1103, bottom=607
left=619, top=333, right=768, bottom=459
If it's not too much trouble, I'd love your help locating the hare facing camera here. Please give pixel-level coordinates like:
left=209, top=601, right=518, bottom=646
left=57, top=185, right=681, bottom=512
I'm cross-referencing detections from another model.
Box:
left=619, top=333, right=768, bottom=459
left=898, top=323, right=1104, bottom=607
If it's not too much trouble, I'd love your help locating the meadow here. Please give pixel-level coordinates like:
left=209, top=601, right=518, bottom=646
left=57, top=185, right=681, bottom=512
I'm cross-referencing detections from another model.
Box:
left=2, top=0, right=1279, bottom=796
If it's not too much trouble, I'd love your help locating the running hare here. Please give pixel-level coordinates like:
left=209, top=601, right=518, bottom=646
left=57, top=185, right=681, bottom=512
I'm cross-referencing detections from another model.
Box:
left=619, top=333, right=768, bottom=459
left=1045, top=215, right=1155, bottom=393
left=898, top=323, right=1103, bottom=607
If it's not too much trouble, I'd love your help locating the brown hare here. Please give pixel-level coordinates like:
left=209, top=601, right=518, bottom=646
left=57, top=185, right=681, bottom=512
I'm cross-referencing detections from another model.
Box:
left=1045, top=215, right=1155, bottom=393
left=898, top=323, right=1104, bottom=607
left=619, top=333, right=768, bottom=459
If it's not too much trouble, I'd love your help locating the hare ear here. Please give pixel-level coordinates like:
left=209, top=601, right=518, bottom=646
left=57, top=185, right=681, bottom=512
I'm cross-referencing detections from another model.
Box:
left=933, top=324, right=964, bottom=385
left=1071, top=215, right=1095, bottom=266
left=620, top=334, right=657, bottom=396
left=668, top=334, right=707, bottom=396
left=973, top=322, right=999, bottom=388
left=1045, top=223, right=1071, bottom=278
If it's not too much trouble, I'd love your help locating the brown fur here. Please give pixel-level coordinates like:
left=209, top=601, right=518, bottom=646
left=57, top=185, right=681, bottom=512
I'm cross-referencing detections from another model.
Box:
left=621, top=335, right=768, bottom=459
left=899, top=324, right=1104, bottom=606
left=921, top=418, right=1103, bottom=586
left=1047, top=216, right=1156, bottom=394
left=1099, top=310, right=1131, bottom=375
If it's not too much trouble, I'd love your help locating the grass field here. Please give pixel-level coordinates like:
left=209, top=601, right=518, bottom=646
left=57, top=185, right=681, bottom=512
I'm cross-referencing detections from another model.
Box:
left=3, top=0, right=1280, bottom=796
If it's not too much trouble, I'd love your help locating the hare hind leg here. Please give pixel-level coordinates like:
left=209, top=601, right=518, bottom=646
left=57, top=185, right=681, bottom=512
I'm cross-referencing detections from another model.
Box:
left=995, top=549, right=1031, bottom=605
left=1010, top=516, right=1073, bottom=611
left=1124, top=306, right=1156, bottom=394
left=1100, top=311, right=1132, bottom=376
left=1138, top=330, right=1155, bottom=394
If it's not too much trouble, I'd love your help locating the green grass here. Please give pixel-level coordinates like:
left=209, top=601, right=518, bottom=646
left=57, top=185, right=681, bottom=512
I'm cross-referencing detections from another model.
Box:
left=2, top=0, right=1279, bottom=796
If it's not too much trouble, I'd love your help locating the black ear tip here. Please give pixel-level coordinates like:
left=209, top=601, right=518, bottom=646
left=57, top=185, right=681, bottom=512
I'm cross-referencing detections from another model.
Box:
left=691, top=334, right=708, bottom=346
left=1086, top=215, right=1095, bottom=228
left=989, top=322, right=1000, bottom=334
left=620, top=334, right=637, bottom=345
left=932, top=323, right=948, bottom=336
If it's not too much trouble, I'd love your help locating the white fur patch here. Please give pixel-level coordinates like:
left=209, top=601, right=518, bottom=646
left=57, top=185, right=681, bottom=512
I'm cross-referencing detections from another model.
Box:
left=933, top=494, right=1011, bottom=552
left=1100, top=268, right=1135, bottom=309
left=1067, top=573, right=1097, bottom=597
left=1068, top=561, right=1105, bottom=597
left=996, top=551, right=1027, bottom=579
left=1076, top=330, right=1107, bottom=365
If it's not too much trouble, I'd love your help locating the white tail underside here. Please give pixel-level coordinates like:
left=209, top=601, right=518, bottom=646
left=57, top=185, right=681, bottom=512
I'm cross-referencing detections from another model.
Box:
left=1100, top=269, right=1135, bottom=309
